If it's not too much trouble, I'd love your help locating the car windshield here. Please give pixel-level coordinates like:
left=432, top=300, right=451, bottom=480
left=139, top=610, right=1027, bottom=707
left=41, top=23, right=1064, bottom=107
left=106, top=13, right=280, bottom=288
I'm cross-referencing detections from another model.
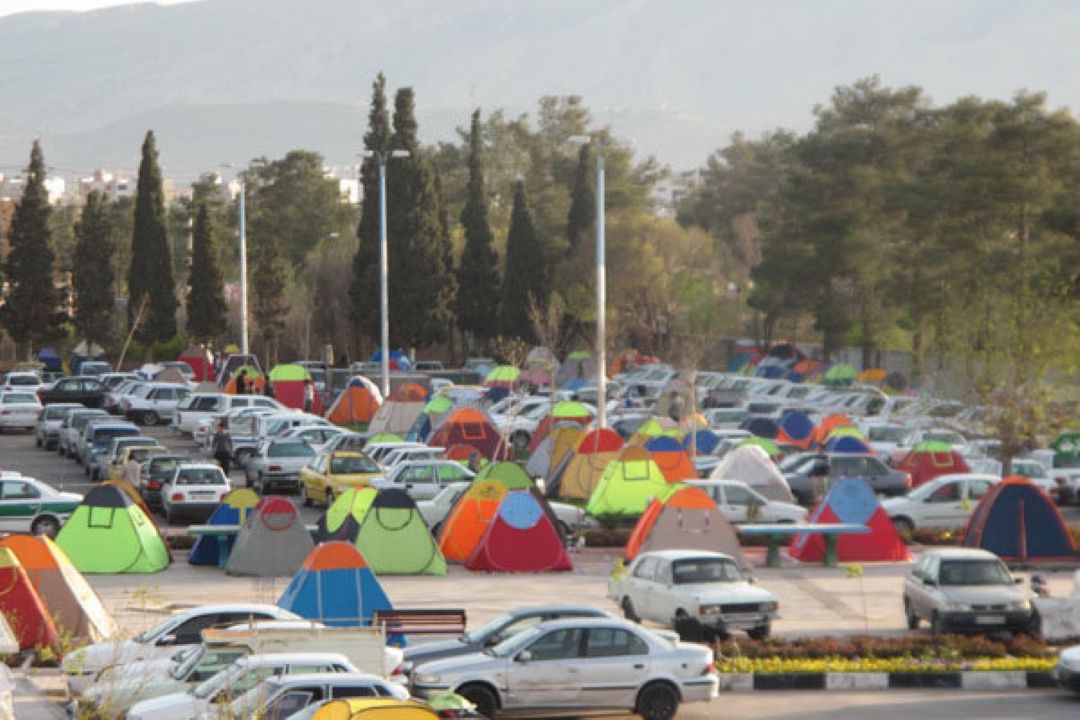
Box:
left=177, top=469, right=224, bottom=486
left=331, top=455, right=379, bottom=474
left=2, top=393, right=37, bottom=404
left=93, top=427, right=137, bottom=442
left=152, top=459, right=183, bottom=473
left=269, top=442, right=316, bottom=458
left=463, top=612, right=513, bottom=644
left=938, top=559, right=1012, bottom=586
left=133, top=616, right=175, bottom=644
left=171, top=645, right=206, bottom=680
left=7, top=376, right=38, bottom=385
left=44, top=406, right=71, bottom=419
left=868, top=426, right=906, bottom=442
left=672, top=557, right=742, bottom=584
left=195, top=664, right=273, bottom=701
left=489, top=625, right=544, bottom=657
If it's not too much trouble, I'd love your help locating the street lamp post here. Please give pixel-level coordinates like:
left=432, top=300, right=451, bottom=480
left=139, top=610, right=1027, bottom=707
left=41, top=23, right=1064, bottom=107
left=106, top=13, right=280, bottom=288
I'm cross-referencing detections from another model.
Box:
left=220, top=165, right=249, bottom=357
left=361, top=149, right=410, bottom=398
left=569, top=136, right=607, bottom=428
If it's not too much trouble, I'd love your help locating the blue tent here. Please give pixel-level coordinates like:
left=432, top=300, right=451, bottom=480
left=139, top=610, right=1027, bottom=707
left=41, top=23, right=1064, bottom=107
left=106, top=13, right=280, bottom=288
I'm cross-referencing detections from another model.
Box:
left=188, top=489, right=259, bottom=566
left=682, top=429, right=720, bottom=456
left=962, top=478, right=1079, bottom=562
left=278, top=542, right=393, bottom=628
left=643, top=435, right=683, bottom=453
left=823, top=436, right=873, bottom=454
left=777, top=411, right=814, bottom=446
left=37, top=348, right=62, bottom=372
left=369, top=349, right=411, bottom=369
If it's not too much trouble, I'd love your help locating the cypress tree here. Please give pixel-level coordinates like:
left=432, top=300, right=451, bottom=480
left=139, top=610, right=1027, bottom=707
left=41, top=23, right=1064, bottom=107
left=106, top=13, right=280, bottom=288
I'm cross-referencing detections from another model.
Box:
left=72, top=190, right=115, bottom=352
left=499, top=180, right=546, bottom=340
left=129, top=130, right=177, bottom=345
left=186, top=201, right=227, bottom=343
left=385, top=86, right=453, bottom=348
left=1, top=140, right=64, bottom=357
left=455, top=109, right=501, bottom=344
left=566, top=143, right=595, bottom=257
left=251, top=234, right=287, bottom=363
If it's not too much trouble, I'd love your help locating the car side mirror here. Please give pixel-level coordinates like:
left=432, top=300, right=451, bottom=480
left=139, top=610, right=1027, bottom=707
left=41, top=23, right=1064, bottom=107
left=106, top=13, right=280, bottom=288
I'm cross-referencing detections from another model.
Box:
left=156, top=633, right=177, bottom=646
left=515, top=650, right=532, bottom=663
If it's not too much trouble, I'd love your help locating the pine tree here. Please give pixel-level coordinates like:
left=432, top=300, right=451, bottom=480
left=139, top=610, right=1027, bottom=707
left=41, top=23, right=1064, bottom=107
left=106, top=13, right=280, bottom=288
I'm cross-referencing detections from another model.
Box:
left=72, top=190, right=115, bottom=352
left=0, top=140, right=64, bottom=356
left=499, top=180, right=546, bottom=339
left=350, top=73, right=393, bottom=345
left=455, top=109, right=501, bottom=344
left=186, top=201, right=227, bottom=343
left=129, top=130, right=177, bottom=345
left=566, top=143, right=595, bottom=257
left=385, top=86, right=453, bottom=348
left=251, top=234, right=287, bottom=363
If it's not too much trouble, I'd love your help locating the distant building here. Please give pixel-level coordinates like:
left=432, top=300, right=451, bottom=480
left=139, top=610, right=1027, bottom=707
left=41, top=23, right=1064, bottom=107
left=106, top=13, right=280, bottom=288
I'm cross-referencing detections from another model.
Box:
left=651, top=169, right=699, bottom=219
left=77, top=169, right=136, bottom=202
left=0, top=173, right=66, bottom=205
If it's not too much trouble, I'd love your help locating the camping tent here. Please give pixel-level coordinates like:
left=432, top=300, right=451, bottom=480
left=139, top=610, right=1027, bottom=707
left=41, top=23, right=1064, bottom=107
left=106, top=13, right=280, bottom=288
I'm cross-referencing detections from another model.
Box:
left=311, top=699, right=439, bottom=720
left=178, top=344, right=214, bottom=381
left=226, top=497, right=314, bottom=577
left=465, top=489, right=572, bottom=573
left=776, top=411, right=815, bottom=449
left=961, top=476, right=1079, bottom=562
left=546, top=428, right=624, bottom=499
left=682, top=429, right=720, bottom=457
left=37, top=348, right=62, bottom=372
left=627, top=418, right=683, bottom=447
left=823, top=435, right=874, bottom=454
left=823, top=363, right=857, bottom=386
left=624, top=486, right=750, bottom=569
left=327, top=375, right=383, bottom=425
left=558, top=351, right=596, bottom=386
left=708, top=445, right=795, bottom=503
left=188, top=488, right=260, bottom=566
left=586, top=446, right=673, bottom=517
left=407, top=396, right=454, bottom=443
left=0, top=535, right=115, bottom=643
left=56, top=485, right=170, bottom=573
left=0, top=548, right=60, bottom=652
left=270, top=364, right=326, bottom=415
left=353, top=489, right=446, bottom=575
left=644, top=436, right=697, bottom=483
left=896, top=441, right=970, bottom=487
left=788, top=477, right=910, bottom=563
left=439, top=479, right=520, bottom=563
left=368, top=401, right=424, bottom=436
left=314, top=487, right=378, bottom=544
left=527, top=401, right=593, bottom=452
left=388, top=384, right=428, bottom=402
left=810, top=413, right=853, bottom=449
left=223, top=365, right=266, bottom=394
left=278, top=542, right=393, bottom=627
left=369, top=349, right=411, bottom=369
left=525, top=425, right=585, bottom=481
left=483, top=366, right=521, bottom=389
left=428, top=408, right=507, bottom=461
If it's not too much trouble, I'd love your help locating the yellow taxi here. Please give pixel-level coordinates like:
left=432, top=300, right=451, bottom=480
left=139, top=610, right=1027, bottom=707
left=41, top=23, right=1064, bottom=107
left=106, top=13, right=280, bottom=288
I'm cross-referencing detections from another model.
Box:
left=106, top=444, right=169, bottom=482
left=299, top=451, right=383, bottom=507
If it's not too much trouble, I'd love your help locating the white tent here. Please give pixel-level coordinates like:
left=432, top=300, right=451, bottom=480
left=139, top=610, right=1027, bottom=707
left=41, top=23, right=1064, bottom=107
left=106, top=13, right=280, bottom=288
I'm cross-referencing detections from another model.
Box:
left=709, top=445, right=794, bottom=503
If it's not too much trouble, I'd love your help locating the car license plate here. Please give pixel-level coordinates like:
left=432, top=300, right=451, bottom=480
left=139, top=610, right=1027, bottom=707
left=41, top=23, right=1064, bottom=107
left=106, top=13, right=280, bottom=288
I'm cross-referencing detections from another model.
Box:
left=190, top=491, right=214, bottom=499
left=975, top=615, right=1005, bottom=625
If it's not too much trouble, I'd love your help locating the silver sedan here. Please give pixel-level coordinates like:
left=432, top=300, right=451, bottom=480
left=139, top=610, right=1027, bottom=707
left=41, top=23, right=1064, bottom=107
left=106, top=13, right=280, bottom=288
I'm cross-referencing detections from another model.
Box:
left=243, top=439, right=316, bottom=493
left=411, top=617, right=717, bottom=720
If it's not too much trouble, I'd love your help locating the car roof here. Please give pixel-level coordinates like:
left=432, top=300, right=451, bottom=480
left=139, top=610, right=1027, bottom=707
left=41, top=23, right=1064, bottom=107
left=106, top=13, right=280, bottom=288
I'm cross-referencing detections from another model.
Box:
left=171, top=603, right=296, bottom=620
left=233, top=652, right=350, bottom=667
left=264, top=672, right=386, bottom=687
left=504, top=604, right=612, bottom=618
left=527, top=617, right=639, bottom=633
left=635, top=549, right=738, bottom=562
left=176, top=463, right=226, bottom=472
left=920, top=548, right=1002, bottom=561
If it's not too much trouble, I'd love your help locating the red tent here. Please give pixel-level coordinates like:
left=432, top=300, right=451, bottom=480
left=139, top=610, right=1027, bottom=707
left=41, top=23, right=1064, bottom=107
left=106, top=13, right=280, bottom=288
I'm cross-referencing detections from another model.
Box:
left=789, top=477, right=909, bottom=563
left=896, top=442, right=969, bottom=487
left=0, top=548, right=60, bottom=652
left=429, top=408, right=508, bottom=461
left=178, top=344, right=215, bottom=381
left=465, top=489, right=572, bottom=572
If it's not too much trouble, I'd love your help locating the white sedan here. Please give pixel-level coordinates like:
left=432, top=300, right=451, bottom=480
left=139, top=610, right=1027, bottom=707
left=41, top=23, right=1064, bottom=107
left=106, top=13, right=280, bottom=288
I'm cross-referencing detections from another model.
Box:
left=881, top=473, right=999, bottom=532
left=687, top=480, right=807, bottom=524
left=0, top=391, right=42, bottom=431
left=159, top=464, right=232, bottom=525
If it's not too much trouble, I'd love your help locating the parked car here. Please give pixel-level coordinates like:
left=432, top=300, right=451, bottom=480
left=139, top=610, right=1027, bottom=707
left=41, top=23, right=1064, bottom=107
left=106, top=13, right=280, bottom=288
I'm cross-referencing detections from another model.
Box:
left=377, top=446, right=447, bottom=472
left=321, top=432, right=370, bottom=455
left=99, top=372, right=139, bottom=391
left=124, top=382, right=192, bottom=426
left=902, top=548, right=1036, bottom=634
left=417, top=482, right=592, bottom=538
left=374, top=461, right=475, bottom=501
left=141, top=454, right=194, bottom=511
left=74, top=415, right=121, bottom=464
left=78, top=361, right=112, bottom=377
left=278, top=425, right=348, bottom=453
left=363, top=442, right=431, bottom=466
left=609, top=550, right=778, bottom=641
left=410, top=617, right=718, bottom=720
left=686, top=480, right=808, bottom=524
left=192, top=407, right=277, bottom=458
left=57, top=408, right=108, bottom=458
left=104, top=380, right=148, bottom=415
left=244, top=439, right=317, bottom=494
left=88, top=433, right=155, bottom=482
left=173, top=393, right=282, bottom=436
left=105, top=444, right=169, bottom=483
left=1055, top=644, right=1080, bottom=693
left=61, top=604, right=300, bottom=695
left=1, top=371, right=43, bottom=394
left=228, top=672, right=408, bottom=719
left=300, top=452, right=383, bottom=507
left=402, top=604, right=612, bottom=670
left=160, top=464, right=232, bottom=524
left=0, top=391, right=43, bottom=432
left=37, top=375, right=108, bottom=408
left=125, top=652, right=363, bottom=720
left=784, top=452, right=911, bottom=505
left=0, top=474, right=81, bottom=537
left=83, top=424, right=143, bottom=480
left=881, top=474, right=999, bottom=532
left=34, top=402, right=82, bottom=450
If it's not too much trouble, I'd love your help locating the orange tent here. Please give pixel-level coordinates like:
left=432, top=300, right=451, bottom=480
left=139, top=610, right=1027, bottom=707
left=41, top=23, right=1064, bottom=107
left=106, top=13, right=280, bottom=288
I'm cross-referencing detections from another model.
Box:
left=810, top=413, right=853, bottom=449
left=0, top=548, right=60, bottom=652
left=389, top=383, right=428, bottom=402
left=429, top=408, right=507, bottom=461
left=438, top=479, right=512, bottom=562
left=327, top=376, right=383, bottom=424
left=624, top=486, right=714, bottom=560
left=644, top=436, right=698, bottom=483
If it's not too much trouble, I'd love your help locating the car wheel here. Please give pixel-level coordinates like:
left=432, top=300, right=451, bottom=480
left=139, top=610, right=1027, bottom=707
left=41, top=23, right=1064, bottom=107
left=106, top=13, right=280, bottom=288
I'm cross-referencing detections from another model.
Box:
left=621, top=597, right=640, bottom=623
left=931, top=611, right=946, bottom=635
left=142, top=411, right=159, bottom=426
left=300, top=485, right=312, bottom=507
left=457, top=683, right=498, bottom=719
left=747, top=622, right=771, bottom=640
left=673, top=610, right=704, bottom=642
left=30, top=515, right=60, bottom=538
left=892, top=516, right=914, bottom=534
left=904, top=598, right=919, bottom=630
left=635, top=682, right=680, bottom=720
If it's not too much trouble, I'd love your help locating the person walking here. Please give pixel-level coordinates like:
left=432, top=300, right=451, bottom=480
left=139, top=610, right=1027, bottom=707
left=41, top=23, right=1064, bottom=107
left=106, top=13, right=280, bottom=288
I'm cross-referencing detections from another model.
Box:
left=303, top=378, right=315, bottom=413
left=212, top=421, right=234, bottom=475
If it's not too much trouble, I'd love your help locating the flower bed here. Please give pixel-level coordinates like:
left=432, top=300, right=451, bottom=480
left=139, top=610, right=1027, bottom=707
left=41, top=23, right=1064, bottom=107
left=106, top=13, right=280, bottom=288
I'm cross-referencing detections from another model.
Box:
left=717, top=655, right=1056, bottom=674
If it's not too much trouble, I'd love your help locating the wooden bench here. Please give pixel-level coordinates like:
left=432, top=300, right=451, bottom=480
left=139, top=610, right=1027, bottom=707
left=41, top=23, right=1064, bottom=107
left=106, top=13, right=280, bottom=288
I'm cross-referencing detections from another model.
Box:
left=736, top=522, right=870, bottom=568
left=372, top=608, right=467, bottom=637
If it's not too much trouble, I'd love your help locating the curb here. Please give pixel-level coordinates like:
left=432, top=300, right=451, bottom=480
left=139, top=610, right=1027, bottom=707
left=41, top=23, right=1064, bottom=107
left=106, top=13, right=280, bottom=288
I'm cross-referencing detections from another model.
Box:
left=717, top=670, right=1057, bottom=692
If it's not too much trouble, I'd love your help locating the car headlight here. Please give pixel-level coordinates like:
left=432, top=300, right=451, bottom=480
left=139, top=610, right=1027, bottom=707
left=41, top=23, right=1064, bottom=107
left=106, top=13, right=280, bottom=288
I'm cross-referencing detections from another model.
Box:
left=698, top=604, right=723, bottom=616
left=1009, top=600, right=1031, bottom=612
left=944, top=602, right=971, bottom=612
left=414, top=672, right=441, bottom=685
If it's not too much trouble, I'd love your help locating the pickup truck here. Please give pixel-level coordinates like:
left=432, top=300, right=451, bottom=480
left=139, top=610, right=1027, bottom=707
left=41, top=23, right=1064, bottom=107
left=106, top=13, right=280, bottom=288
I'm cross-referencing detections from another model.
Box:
left=608, top=549, right=779, bottom=641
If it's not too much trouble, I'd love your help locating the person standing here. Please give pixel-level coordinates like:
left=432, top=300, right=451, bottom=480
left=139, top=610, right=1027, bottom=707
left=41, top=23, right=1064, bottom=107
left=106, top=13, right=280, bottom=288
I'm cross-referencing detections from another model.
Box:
left=212, top=421, right=234, bottom=475
left=122, top=453, right=142, bottom=489
left=303, top=379, right=315, bottom=413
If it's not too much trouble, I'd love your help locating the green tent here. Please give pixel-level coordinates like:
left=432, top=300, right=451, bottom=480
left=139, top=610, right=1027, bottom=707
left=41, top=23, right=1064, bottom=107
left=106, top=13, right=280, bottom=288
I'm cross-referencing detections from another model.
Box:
left=586, top=446, right=674, bottom=517
left=737, top=436, right=782, bottom=458
left=1052, top=432, right=1080, bottom=464
left=268, top=363, right=312, bottom=382
left=475, top=461, right=534, bottom=489
left=315, top=487, right=378, bottom=542
left=56, top=486, right=169, bottom=574
left=551, top=401, right=593, bottom=419
left=484, top=365, right=521, bottom=385
left=824, top=425, right=867, bottom=441
left=354, top=489, right=446, bottom=575
left=422, top=395, right=453, bottom=415
left=567, top=350, right=591, bottom=361
left=366, top=432, right=404, bottom=444
left=823, top=363, right=857, bottom=386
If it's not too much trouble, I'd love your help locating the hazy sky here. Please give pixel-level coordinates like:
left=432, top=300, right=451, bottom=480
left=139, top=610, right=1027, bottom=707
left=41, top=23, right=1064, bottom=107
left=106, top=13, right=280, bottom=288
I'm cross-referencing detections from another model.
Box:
left=0, top=0, right=194, bottom=16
